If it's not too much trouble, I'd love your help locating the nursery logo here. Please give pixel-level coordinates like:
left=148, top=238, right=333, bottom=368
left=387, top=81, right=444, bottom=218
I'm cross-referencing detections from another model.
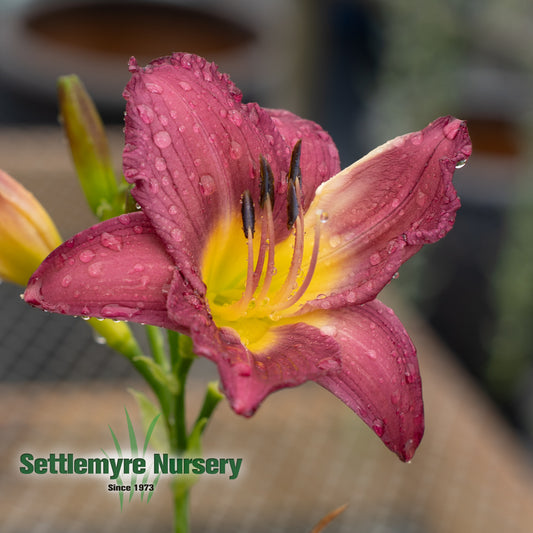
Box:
left=18, top=409, right=243, bottom=509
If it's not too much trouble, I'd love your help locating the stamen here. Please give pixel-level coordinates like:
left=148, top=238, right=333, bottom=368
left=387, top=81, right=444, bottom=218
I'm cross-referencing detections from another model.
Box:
left=287, top=139, right=302, bottom=184
left=255, top=191, right=276, bottom=302
left=259, top=156, right=275, bottom=208
left=233, top=191, right=256, bottom=312
left=241, top=190, right=255, bottom=238
left=287, top=179, right=299, bottom=229
left=272, top=211, right=322, bottom=312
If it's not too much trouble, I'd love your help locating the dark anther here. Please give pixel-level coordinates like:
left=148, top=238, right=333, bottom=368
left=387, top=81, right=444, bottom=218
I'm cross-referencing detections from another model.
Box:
left=287, top=179, right=299, bottom=229
left=259, top=155, right=275, bottom=208
left=287, top=139, right=302, bottom=184
left=241, top=190, right=255, bottom=238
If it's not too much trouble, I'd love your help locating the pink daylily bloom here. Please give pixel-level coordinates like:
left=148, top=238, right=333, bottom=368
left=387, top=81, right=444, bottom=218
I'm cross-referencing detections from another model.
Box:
left=25, top=53, right=472, bottom=461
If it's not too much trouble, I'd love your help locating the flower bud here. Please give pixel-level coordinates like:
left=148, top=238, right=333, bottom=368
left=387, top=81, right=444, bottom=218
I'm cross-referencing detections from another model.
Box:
left=0, top=169, right=62, bottom=285
left=58, top=75, right=124, bottom=220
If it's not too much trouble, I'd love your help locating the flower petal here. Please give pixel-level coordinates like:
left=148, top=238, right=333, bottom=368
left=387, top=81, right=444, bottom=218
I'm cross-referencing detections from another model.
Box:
left=299, top=116, right=472, bottom=310
left=122, top=53, right=291, bottom=293
left=166, top=271, right=340, bottom=415
left=311, top=299, right=424, bottom=462
left=24, top=212, right=176, bottom=328
left=266, top=108, right=341, bottom=210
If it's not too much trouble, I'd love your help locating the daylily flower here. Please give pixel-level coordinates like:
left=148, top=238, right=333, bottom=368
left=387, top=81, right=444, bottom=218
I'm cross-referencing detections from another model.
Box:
left=25, top=53, right=472, bottom=461
left=0, top=169, right=62, bottom=285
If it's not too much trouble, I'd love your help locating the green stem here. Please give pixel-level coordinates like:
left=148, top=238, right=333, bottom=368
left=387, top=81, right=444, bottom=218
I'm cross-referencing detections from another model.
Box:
left=146, top=325, right=170, bottom=371
left=172, top=478, right=190, bottom=533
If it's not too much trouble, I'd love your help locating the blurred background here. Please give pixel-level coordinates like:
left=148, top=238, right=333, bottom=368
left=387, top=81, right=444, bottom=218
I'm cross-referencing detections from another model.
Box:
left=1, top=0, right=533, bottom=532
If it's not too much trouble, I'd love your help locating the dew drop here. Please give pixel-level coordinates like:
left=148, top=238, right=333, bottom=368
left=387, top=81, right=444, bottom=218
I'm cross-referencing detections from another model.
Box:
left=229, top=140, right=242, bottom=160
left=101, top=232, right=122, bottom=251
left=318, top=210, right=329, bottom=223
left=372, top=419, right=385, bottom=437
left=133, top=225, right=143, bottom=234
left=455, top=159, right=467, bottom=169
left=228, top=110, right=243, bottom=126
left=155, top=157, right=167, bottom=171
left=199, top=174, right=216, bottom=196
left=145, top=82, right=163, bottom=94
left=118, top=214, right=131, bottom=225
left=416, top=191, right=427, bottom=207
left=178, top=81, right=192, bottom=91
left=87, top=262, right=103, bottom=278
left=168, top=205, right=179, bottom=216
left=367, top=349, right=377, bottom=360
left=329, top=235, right=341, bottom=248
left=369, top=252, right=381, bottom=266
left=391, top=390, right=401, bottom=405
left=79, top=249, right=95, bottom=263
left=171, top=228, right=183, bottom=242
left=61, top=274, right=72, bottom=288
left=101, top=304, right=139, bottom=319
left=317, top=358, right=340, bottom=371
left=136, top=104, right=154, bottom=124
left=153, top=131, right=171, bottom=149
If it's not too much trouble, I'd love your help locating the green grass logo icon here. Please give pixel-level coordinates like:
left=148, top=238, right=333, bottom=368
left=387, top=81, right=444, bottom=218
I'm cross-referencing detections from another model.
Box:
left=103, top=408, right=161, bottom=509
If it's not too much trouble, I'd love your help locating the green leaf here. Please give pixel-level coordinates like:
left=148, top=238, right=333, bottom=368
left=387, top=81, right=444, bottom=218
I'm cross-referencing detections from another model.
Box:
left=129, top=388, right=169, bottom=453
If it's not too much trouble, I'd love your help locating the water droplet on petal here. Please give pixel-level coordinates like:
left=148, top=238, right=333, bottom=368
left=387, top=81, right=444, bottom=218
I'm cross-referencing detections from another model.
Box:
left=153, top=131, right=171, bottom=149
left=136, top=104, right=154, bottom=124
left=228, top=110, right=243, bottom=126
left=88, top=262, right=103, bottom=278
left=168, top=205, right=178, bottom=216
left=101, top=304, right=139, bottom=319
left=455, top=159, right=467, bottom=169
left=118, top=214, right=131, bottom=225
left=61, top=274, right=72, bottom=288
left=79, top=249, right=95, bottom=263
left=199, top=174, right=216, bottom=196
left=318, top=210, right=329, bottom=223
left=155, top=157, right=167, bottom=171
left=171, top=228, right=183, bottom=242
left=229, top=140, right=242, bottom=160
left=145, top=82, right=163, bottom=94
left=317, top=358, right=340, bottom=371
left=372, top=419, right=385, bottom=437
left=178, top=81, right=192, bottom=91
left=367, top=349, right=377, bottom=360
left=391, top=390, right=401, bottom=405
left=101, top=232, right=122, bottom=251
left=369, top=253, right=381, bottom=266
left=329, top=235, right=341, bottom=248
